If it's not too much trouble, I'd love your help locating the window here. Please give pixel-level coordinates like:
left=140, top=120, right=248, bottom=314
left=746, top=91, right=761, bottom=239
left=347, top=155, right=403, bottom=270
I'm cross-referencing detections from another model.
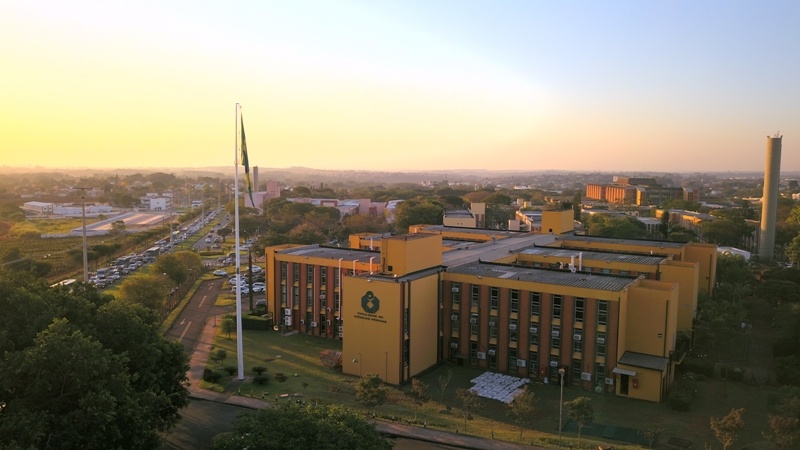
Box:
left=306, top=287, right=313, bottom=304
left=471, top=285, right=480, bottom=308
left=571, top=359, right=582, bottom=385
left=509, top=318, right=518, bottom=342
left=320, top=267, right=327, bottom=284
left=281, top=285, right=287, bottom=306
left=403, top=339, right=409, bottom=367
left=490, top=287, right=499, bottom=311
left=530, top=326, right=539, bottom=346
left=404, top=308, right=410, bottom=336
left=292, top=286, right=300, bottom=307
left=334, top=292, right=340, bottom=312
left=553, top=295, right=562, bottom=319
left=470, top=316, right=479, bottom=337
left=601, top=268, right=611, bottom=274
left=306, top=265, right=314, bottom=283
left=470, top=341, right=479, bottom=367
left=320, top=292, right=327, bottom=309
left=452, top=282, right=461, bottom=305
left=280, top=262, right=287, bottom=280
left=573, top=330, right=583, bottom=353
left=551, top=325, right=561, bottom=350
left=596, top=332, right=607, bottom=357
left=597, top=301, right=608, bottom=326
left=293, top=263, right=300, bottom=280
left=619, top=270, right=629, bottom=276
left=530, top=292, right=541, bottom=316
left=488, top=345, right=498, bottom=369
left=510, top=289, right=519, bottom=313
left=595, top=362, right=606, bottom=384
left=528, top=351, right=539, bottom=377
left=489, top=320, right=498, bottom=339
left=574, top=298, right=585, bottom=323
left=508, top=348, right=518, bottom=372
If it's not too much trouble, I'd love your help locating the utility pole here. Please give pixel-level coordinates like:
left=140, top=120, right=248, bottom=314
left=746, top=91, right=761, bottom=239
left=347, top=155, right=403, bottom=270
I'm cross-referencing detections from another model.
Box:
left=74, top=187, right=90, bottom=282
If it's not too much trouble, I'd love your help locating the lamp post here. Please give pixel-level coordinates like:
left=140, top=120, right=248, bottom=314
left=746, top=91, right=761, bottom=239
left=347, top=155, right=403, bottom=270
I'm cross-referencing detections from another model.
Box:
left=558, top=366, right=566, bottom=450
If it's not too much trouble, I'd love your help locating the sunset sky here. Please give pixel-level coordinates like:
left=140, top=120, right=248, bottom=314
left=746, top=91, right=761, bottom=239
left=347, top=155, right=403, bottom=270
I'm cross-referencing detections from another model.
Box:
left=2, top=1, right=799, bottom=172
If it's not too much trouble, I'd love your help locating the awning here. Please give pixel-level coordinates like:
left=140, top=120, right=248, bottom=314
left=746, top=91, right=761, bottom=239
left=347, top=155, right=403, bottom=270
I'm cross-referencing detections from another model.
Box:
left=612, top=367, right=637, bottom=376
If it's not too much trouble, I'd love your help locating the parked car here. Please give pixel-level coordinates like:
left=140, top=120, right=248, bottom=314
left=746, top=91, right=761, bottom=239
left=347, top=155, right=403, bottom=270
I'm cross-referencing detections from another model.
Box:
left=231, top=285, right=250, bottom=295
left=251, top=283, right=266, bottom=293
left=213, top=269, right=228, bottom=276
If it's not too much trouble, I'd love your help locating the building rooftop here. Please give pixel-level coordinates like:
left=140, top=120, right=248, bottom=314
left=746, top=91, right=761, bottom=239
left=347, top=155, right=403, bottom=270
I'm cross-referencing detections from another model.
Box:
left=559, top=235, right=686, bottom=249
left=520, top=246, right=667, bottom=266
left=447, top=262, right=637, bottom=292
left=277, top=245, right=379, bottom=263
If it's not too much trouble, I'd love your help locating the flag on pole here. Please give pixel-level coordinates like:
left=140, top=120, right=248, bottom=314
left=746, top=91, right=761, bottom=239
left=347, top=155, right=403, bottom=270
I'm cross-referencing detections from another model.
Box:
left=240, top=116, right=255, bottom=208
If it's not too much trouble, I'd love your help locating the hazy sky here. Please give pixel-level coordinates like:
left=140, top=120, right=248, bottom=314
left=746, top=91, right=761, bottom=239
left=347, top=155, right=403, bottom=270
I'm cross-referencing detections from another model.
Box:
left=2, top=1, right=798, bottom=172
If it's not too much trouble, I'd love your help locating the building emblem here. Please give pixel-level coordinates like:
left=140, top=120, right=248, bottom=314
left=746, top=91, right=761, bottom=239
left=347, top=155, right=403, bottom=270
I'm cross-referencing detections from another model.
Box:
left=361, top=291, right=380, bottom=314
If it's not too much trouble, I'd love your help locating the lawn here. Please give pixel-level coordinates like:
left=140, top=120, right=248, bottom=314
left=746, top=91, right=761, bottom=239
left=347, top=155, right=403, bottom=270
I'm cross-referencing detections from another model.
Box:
left=199, top=327, right=779, bottom=449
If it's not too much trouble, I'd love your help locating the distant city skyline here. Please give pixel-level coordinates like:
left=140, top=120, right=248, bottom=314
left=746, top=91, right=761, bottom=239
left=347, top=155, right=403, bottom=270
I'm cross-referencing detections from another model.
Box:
left=2, top=1, right=798, bottom=172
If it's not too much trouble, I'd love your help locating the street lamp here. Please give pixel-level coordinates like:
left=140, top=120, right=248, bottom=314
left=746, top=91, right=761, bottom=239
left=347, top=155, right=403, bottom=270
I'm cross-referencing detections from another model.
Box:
left=352, top=353, right=362, bottom=377
left=558, top=366, right=566, bottom=449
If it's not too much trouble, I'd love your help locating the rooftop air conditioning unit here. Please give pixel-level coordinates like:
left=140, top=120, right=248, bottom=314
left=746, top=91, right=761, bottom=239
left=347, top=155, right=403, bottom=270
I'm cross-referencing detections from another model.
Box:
left=488, top=320, right=496, bottom=327
left=451, top=314, right=459, bottom=321
left=509, top=324, right=517, bottom=331
left=596, top=337, right=606, bottom=344
left=469, top=316, right=478, bottom=324
left=517, top=359, right=527, bottom=367
left=573, top=334, right=582, bottom=341
left=549, top=360, right=559, bottom=367
left=310, top=321, right=318, bottom=328
left=285, top=308, right=292, bottom=316
left=452, top=287, right=460, bottom=293
left=476, top=352, right=486, bottom=360
left=605, top=377, right=614, bottom=385
left=487, top=349, right=496, bottom=356
left=581, top=372, right=592, bottom=381
left=529, top=326, right=538, bottom=334
left=551, top=330, right=560, bottom=338
left=450, top=342, right=459, bottom=349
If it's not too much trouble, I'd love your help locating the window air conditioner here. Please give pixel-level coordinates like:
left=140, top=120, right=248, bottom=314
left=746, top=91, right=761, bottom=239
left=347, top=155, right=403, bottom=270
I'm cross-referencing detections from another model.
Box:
left=469, top=317, right=478, bottom=324
left=529, top=326, right=538, bottom=334
left=605, top=377, right=614, bottom=385
left=284, top=317, right=292, bottom=326
left=476, top=352, right=486, bottom=360
left=581, top=372, right=593, bottom=381
left=285, top=308, right=292, bottom=316
left=488, top=320, right=496, bottom=327
left=452, top=287, right=460, bottom=293
left=551, top=330, right=560, bottom=338
left=573, top=334, right=582, bottom=341
left=319, top=294, right=326, bottom=300
left=310, top=321, right=317, bottom=328
left=516, top=359, right=527, bottom=367
left=450, top=342, right=459, bottom=349
left=300, top=319, right=305, bottom=325
left=451, top=314, right=459, bottom=321
left=549, top=360, right=559, bottom=367
left=509, top=324, right=517, bottom=331
left=596, top=337, right=605, bottom=344
left=487, top=349, right=496, bottom=356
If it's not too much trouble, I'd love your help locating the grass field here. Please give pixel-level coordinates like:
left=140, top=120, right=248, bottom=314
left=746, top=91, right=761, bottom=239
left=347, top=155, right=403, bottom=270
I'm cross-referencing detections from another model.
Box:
left=200, top=327, right=779, bottom=449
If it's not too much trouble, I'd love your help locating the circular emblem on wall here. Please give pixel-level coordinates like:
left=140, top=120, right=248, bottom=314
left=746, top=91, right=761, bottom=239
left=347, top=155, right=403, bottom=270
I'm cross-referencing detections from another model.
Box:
left=361, top=290, right=380, bottom=314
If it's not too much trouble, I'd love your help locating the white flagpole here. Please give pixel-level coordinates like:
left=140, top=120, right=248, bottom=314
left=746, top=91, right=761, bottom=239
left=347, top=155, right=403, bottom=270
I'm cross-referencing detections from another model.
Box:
left=234, top=103, right=245, bottom=380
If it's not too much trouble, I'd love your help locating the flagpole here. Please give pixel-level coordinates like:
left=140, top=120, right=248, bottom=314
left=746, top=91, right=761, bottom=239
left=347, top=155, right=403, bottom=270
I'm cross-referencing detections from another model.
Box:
left=234, top=103, right=245, bottom=380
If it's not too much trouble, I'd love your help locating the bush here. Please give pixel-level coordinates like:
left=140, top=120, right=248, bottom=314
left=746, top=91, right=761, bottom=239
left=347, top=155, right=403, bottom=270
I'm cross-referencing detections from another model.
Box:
left=223, top=366, right=237, bottom=376
left=274, top=372, right=287, bottom=383
left=253, top=374, right=270, bottom=385
left=252, top=365, right=268, bottom=375
left=668, top=379, right=695, bottom=411
left=203, top=369, right=223, bottom=383
left=680, top=358, right=715, bottom=377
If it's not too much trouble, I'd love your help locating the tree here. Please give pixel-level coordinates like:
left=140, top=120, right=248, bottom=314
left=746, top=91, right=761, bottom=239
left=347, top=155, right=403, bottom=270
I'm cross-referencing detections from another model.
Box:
left=573, top=192, right=582, bottom=221
left=507, top=385, right=537, bottom=441
left=455, top=388, right=480, bottom=433
left=355, top=374, right=388, bottom=415
left=764, top=415, right=800, bottom=450
left=565, top=396, right=594, bottom=446
left=0, top=270, right=189, bottom=449
left=212, top=348, right=228, bottom=365
left=154, top=254, right=188, bottom=285
left=438, top=369, right=452, bottom=404
left=220, top=315, right=235, bottom=339
left=405, top=378, right=430, bottom=421
left=393, top=200, right=444, bottom=232
left=217, top=226, right=232, bottom=242
left=710, top=407, right=746, bottom=450
left=109, top=220, right=127, bottom=236
left=118, top=273, right=169, bottom=310
left=209, top=403, right=392, bottom=450
left=640, top=428, right=665, bottom=449
left=587, top=214, right=647, bottom=239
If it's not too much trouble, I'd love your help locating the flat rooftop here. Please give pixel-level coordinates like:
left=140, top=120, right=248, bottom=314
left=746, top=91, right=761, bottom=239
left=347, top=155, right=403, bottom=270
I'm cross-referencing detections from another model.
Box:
left=520, top=247, right=667, bottom=266
left=558, top=235, right=687, bottom=249
left=448, top=262, right=637, bottom=292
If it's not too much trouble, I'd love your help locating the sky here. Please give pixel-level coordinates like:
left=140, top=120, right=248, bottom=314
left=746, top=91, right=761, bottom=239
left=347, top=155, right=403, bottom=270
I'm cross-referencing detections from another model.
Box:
left=2, top=1, right=799, bottom=173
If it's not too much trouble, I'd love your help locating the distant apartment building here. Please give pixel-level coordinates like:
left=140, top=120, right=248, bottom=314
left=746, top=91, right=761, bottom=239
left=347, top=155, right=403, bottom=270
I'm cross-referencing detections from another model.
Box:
left=586, top=176, right=686, bottom=206
left=245, top=180, right=282, bottom=209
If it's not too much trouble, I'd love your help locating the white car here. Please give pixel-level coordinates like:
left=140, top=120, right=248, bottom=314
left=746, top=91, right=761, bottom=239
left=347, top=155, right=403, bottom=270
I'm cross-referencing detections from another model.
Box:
left=213, top=269, right=227, bottom=276
left=231, top=285, right=250, bottom=295
left=251, top=283, right=266, bottom=293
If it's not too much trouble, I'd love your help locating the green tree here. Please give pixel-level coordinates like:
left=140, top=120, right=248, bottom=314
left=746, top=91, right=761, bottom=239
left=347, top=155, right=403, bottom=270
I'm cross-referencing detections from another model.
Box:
left=710, top=407, right=746, bottom=450
left=587, top=215, right=647, bottom=239
left=438, top=369, right=452, bottom=404
left=217, top=226, right=232, bottom=242
left=153, top=253, right=188, bottom=285
left=355, top=374, right=388, bottom=415
left=0, top=270, right=189, bottom=449
left=220, top=314, right=236, bottom=339
left=507, top=385, right=537, bottom=441
left=118, top=273, right=169, bottom=310
left=765, top=415, right=800, bottom=450
left=209, top=403, right=392, bottom=450
left=566, top=396, right=594, bottom=446
left=393, top=200, right=444, bottom=232
left=455, top=388, right=480, bottom=433
left=405, top=378, right=430, bottom=421
left=109, top=220, right=127, bottom=236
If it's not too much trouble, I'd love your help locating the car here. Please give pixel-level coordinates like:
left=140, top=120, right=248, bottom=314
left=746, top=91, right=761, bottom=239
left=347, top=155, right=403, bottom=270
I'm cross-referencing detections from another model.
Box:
left=250, top=265, right=263, bottom=274
left=231, top=285, right=250, bottom=295
left=205, top=237, right=212, bottom=243
left=251, top=282, right=266, bottom=293
left=213, top=269, right=228, bottom=276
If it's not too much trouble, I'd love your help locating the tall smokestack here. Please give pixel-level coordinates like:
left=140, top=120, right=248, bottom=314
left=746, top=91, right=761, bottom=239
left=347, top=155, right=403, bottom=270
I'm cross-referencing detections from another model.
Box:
left=759, top=134, right=783, bottom=261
